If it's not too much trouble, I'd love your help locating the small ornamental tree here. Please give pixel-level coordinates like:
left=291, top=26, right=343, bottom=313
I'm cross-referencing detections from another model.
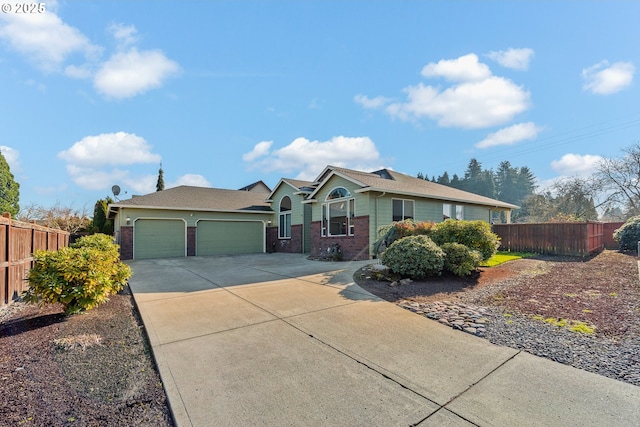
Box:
left=613, top=216, right=640, bottom=250
left=381, top=235, right=445, bottom=279
left=23, top=234, right=131, bottom=314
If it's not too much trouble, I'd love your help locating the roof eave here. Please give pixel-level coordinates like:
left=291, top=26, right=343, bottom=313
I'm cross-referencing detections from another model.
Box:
left=108, top=204, right=273, bottom=214
left=354, top=187, right=519, bottom=210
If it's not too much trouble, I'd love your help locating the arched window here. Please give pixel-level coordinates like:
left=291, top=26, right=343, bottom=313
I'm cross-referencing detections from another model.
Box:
left=326, top=187, right=351, bottom=200
left=322, top=187, right=355, bottom=237
left=279, top=196, right=292, bottom=238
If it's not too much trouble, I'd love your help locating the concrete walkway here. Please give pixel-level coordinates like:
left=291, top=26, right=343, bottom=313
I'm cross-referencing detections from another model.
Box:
left=128, top=253, right=640, bottom=427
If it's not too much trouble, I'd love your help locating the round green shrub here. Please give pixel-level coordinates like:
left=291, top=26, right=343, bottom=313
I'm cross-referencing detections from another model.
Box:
left=441, top=242, right=482, bottom=276
left=23, top=234, right=131, bottom=315
left=381, top=235, right=444, bottom=279
left=613, top=216, right=640, bottom=250
left=431, top=219, right=500, bottom=261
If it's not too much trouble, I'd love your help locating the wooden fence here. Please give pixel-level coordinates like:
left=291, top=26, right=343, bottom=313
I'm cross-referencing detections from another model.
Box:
left=1, top=215, right=69, bottom=305
left=492, top=221, right=606, bottom=257
left=602, top=222, right=624, bottom=249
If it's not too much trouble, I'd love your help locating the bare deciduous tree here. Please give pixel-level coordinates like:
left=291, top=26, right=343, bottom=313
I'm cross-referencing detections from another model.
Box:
left=597, top=143, right=640, bottom=217
left=17, top=203, right=90, bottom=233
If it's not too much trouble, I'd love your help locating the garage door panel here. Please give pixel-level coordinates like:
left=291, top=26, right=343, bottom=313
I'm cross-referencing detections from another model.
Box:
left=197, top=221, right=263, bottom=256
left=135, top=220, right=185, bottom=259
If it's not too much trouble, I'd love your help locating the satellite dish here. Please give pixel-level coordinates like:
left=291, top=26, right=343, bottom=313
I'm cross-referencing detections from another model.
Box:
left=112, top=185, right=121, bottom=196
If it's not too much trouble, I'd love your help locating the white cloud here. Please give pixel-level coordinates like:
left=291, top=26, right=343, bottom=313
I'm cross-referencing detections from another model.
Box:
left=58, top=132, right=163, bottom=191
left=0, top=1, right=100, bottom=72
left=170, top=174, right=211, bottom=188
left=354, top=94, right=391, bottom=109
left=582, top=61, right=635, bottom=95
left=386, top=76, right=530, bottom=128
left=421, top=53, right=492, bottom=82
left=361, top=53, right=531, bottom=129
left=63, top=164, right=130, bottom=191
left=0, top=5, right=180, bottom=99
left=486, top=48, right=534, bottom=71
left=109, top=23, right=138, bottom=47
left=242, top=141, right=273, bottom=162
left=0, top=145, right=20, bottom=171
left=244, top=136, right=384, bottom=181
left=476, top=122, right=542, bottom=148
left=58, top=132, right=161, bottom=167
left=94, top=48, right=181, bottom=99
left=550, top=153, right=603, bottom=176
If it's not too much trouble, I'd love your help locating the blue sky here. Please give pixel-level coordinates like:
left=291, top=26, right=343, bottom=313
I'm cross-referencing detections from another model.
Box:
left=1, top=1, right=638, bottom=212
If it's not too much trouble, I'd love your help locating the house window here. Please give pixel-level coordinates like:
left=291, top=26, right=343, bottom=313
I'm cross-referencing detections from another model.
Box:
left=323, top=187, right=355, bottom=237
left=456, top=205, right=464, bottom=220
left=392, top=199, right=414, bottom=221
left=443, top=203, right=452, bottom=220
left=279, top=196, right=291, bottom=238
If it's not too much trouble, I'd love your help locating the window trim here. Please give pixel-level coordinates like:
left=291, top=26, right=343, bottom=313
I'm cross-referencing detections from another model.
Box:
left=278, top=196, right=292, bottom=239
left=392, top=198, right=415, bottom=222
left=322, top=188, right=355, bottom=237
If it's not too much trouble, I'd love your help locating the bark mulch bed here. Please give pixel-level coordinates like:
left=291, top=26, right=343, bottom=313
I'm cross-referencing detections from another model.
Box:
left=0, top=286, right=173, bottom=427
left=355, top=250, right=640, bottom=340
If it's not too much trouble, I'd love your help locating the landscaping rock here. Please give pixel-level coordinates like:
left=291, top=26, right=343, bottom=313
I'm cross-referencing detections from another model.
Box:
left=400, top=301, right=492, bottom=337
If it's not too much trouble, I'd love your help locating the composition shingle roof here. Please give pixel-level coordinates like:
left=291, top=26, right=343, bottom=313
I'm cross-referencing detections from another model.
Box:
left=110, top=186, right=272, bottom=212
left=315, top=166, right=519, bottom=210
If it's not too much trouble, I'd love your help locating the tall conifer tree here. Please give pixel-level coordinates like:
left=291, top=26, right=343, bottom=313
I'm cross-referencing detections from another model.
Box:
left=0, top=151, right=19, bottom=217
left=156, top=164, right=165, bottom=192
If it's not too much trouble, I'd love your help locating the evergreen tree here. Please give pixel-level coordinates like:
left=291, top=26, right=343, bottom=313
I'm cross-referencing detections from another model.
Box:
left=0, top=151, right=19, bottom=217
left=91, top=197, right=115, bottom=234
left=156, top=164, right=165, bottom=192
left=437, top=171, right=450, bottom=185
left=450, top=174, right=462, bottom=189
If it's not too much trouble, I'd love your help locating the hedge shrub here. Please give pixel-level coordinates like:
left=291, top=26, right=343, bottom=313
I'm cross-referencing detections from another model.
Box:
left=373, top=219, right=436, bottom=256
left=23, top=234, right=132, bottom=315
left=381, top=235, right=444, bottom=279
left=613, top=216, right=640, bottom=250
left=431, top=219, right=500, bottom=261
left=441, top=242, right=483, bottom=276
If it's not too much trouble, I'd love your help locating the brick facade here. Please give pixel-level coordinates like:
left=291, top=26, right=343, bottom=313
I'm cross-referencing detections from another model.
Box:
left=266, top=226, right=277, bottom=253
left=119, top=226, right=133, bottom=260
left=310, top=215, right=370, bottom=261
left=267, top=224, right=304, bottom=253
left=187, top=226, right=196, bottom=256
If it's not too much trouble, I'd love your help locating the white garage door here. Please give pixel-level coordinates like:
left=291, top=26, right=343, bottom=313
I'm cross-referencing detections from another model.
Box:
left=134, top=219, right=186, bottom=259
left=197, top=220, right=263, bottom=256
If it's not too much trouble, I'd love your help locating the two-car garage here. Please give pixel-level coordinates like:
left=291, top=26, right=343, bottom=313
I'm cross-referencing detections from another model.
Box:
left=132, top=218, right=265, bottom=260
left=110, top=185, right=275, bottom=261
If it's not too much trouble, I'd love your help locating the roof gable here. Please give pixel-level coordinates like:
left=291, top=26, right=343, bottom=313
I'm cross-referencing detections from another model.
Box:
left=265, top=178, right=314, bottom=202
left=237, top=180, right=271, bottom=193
left=308, top=165, right=518, bottom=210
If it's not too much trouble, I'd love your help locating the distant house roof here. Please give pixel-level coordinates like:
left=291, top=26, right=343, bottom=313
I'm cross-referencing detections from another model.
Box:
left=109, top=186, right=272, bottom=213
left=265, top=178, right=315, bottom=202
left=237, top=180, right=271, bottom=193
left=308, top=165, right=519, bottom=210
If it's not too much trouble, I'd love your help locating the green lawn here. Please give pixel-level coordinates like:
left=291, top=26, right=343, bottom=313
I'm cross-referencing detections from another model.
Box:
left=480, top=251, right=535, bottom=267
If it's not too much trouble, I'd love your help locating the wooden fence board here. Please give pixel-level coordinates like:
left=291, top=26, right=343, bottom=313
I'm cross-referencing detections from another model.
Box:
left=492, top=221, right=608, bottom=257
left=0, top=217, right=69, bottom=305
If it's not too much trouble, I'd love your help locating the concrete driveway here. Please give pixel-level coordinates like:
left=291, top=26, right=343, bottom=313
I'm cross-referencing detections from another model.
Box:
left=128, top=253, right=640, bottom=427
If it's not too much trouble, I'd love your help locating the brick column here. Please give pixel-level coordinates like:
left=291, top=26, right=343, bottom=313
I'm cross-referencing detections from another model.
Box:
left=187, top=226, right=196, bottom=256
left=120, top=226, right=133, bottom=260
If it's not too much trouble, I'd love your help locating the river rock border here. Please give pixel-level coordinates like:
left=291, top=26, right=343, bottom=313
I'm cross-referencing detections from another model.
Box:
left=398, top=301, right=491, bottom=337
